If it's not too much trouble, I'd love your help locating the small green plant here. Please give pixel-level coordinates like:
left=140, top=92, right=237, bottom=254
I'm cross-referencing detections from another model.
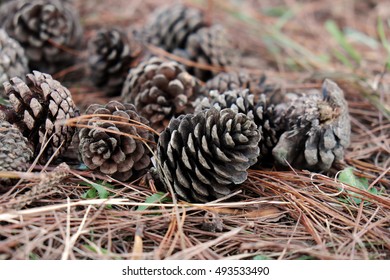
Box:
left=253, top=255, right=272, bottom=260
left=338, top=167, right=382, bottom=205
left=81, top=180, right=115, bottom=199
left=136, top=192, right=171, bottom=211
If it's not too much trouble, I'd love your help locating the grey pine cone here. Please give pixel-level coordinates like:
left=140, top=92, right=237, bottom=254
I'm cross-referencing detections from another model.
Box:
left=0, top=28, right=28, bottom=98
left=2, top=71, right=78, bottom=162
left=194, top=89, right=278, bottom=161
left=78, top=101, right=155, bottom=181
left=121, top=57, right=198, bottom=132
left=203, top=72, right=275, bottom=97
left=175, top=25, right=239, bottom=81
left=88, top=28, right=140, bottom=96
left=0, top=120, right=33, bottom=187
left=157, top=107, right=261, bottom=202
left=272, top=79, right=351, bottom=171
left=144, top=4, right=206, bottom=52
left=0, top=0, right=83, bottom=74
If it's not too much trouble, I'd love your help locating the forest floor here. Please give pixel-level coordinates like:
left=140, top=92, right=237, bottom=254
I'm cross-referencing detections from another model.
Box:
left=0, top=0, right=389, bottom=260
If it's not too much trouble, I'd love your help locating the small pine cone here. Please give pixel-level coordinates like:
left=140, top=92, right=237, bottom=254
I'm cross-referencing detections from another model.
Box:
left=88, top=28, right=141, bottom=96
left=2, top=71, right=78, bottom=162
left=157, top=108, right=261, bottom=202
left=194, top=89, right=279, bottom=161
left=78, top=101, right=155, bottom=181
left=202, top=72, right=275, bottom=97
left=144, top=4, right=206, bottom=52
left=121, top=57, right=198, bottom=132
left=176, top=25, right=238, bottom=81
left=0, top=0, right=83, bottom=74
left=272, top=79, right=351, bottom=171
left=0, top=120, right=33, bottom=187
left=0, top=29, right=28, bottom=98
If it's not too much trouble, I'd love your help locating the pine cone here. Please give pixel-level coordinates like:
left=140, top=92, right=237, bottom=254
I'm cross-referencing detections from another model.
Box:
left=0, top=0, right=83, bottom=74
left=78, top=101, right=155, bottom=181
left=121, top=57, right=198, bottom=132
left=194, top=89, right=278, bottom=161
left=175, top=25, right=238, bottom=81
left=203, top=72, right=275, bottom=97
left=157, top=108, right=261, bottom=202
left=0, top=120, right=33, bottom=187
left=88, top=28, right=141, bottom=96
left=272, top=79, right=351, bottom=171
left=2, top=71, right=78, bottom=162
left=0, top=28, right=28, bottom=98
left=144, top=4, right=206, bottom=52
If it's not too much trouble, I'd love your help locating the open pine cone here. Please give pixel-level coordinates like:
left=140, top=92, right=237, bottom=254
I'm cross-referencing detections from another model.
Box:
left=272, top=79, right=351, bottom=171
left=202, top=72, right=276, bottom=98
left=78, top=101, right=155, bottom=181
left=0, top=0, right=83, bottom=74
left=194, top=89, right=279, bottom=161
left=144, top=4, right=206, bottom=52
left=0, top=28, right=28, bottom=98
left=88, top=28, right=141, bottom=96
left=1, top=71, right=78, bottom=162
left=121, top=57, right=198, bottom=132
left=157, top=107, right=261, bottom=202
left=0, top=120, right=33, bottom=188
left=175, top=25, right=239, bottom=81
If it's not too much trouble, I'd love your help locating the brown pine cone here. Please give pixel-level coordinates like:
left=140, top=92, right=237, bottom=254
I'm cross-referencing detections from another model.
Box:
left=0, top=28, right=28, bottom=98
left=0, top=120, right=33, bottom=188
left=88, top=28, right=141, bottom=96
left=1, top=71, right=78, bottom=162
left=175, top=25, right=239, bottom=81
left=78, top=101, right=155, bottom=181
left=144, top=4, right=206, bottom=52
left=0, top=0, right=83, bottom=74
left=272, top=79, right=351, bottom=171
left=157, top=108, right=261, bottom=202
left=121, top=57, right=198, bottom=132
left=203, top=72, right=275, bottom=97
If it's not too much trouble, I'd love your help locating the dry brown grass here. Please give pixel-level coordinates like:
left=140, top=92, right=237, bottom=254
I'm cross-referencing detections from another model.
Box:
left=0, top=0, right=389, bottom=260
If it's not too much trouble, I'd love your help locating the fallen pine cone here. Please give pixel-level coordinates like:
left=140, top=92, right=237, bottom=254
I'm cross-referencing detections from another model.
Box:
left=272, top=79, right=351, bottom=171
left=1, top=71, right=78, bottom=163
left=78, top=101, right=155, bottom=181
left=157, top=107, right=261, bottom=202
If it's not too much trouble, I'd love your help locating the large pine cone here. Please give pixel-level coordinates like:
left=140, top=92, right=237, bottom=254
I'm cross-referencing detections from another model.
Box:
left=272, top=79, right=351, bottom=171
left=194, top=89, right=278, bottom=161
left=0, top=120, right=33, bottom=187
left=175, top=25, right=238, bottom=81
left=203, top=72, right=275, bottom=97
left=0, top=28, right=28, bottom=98
left=144, top=4, right=206, bottom=52
left=1, top=71, right=78, bottom=162
left=157, top=108, right=261, bottom=202
left=78, top=101, right=155, bottom=181
left=0, top=0, right=83, bottom=74
left=88, top=28, right=141, bottom=96
left=121, top=57, right=198, bottom=132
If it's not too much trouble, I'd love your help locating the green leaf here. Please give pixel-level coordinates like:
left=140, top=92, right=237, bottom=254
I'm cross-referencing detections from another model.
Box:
left=253, top=255, right=272, bottom=260
left=81, top=188, right=97, bottom=199
left=338, top=167, right=377, bottom=205
left=80, top=181, right=114, bottom=199
left=325, top=20, right=361, bottom=64
left=0, top=97, right=9, bottom=106
left=136, top=192, right=171, bottom=211
left=377, top=17, right=390, bottom=70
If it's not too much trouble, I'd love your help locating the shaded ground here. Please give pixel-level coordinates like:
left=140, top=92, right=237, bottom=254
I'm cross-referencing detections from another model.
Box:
left=0, top=0, right=389, bottom=260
